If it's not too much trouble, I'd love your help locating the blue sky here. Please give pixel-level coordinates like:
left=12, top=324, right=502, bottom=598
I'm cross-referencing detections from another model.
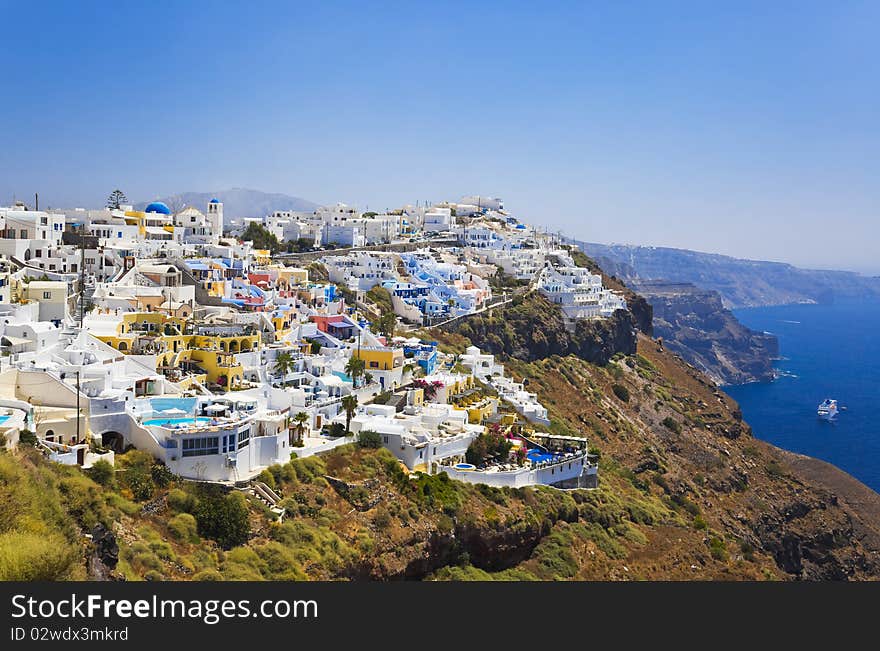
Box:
left=1, top=1, right=878, bottom=273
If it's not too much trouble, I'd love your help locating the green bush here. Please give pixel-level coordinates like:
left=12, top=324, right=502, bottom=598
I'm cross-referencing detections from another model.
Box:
left=372, top=507, right=392, bottom=530
left=58, top=474, right=109, bottom=529
left=0, top=531, right=79, bottom=581
left=661, top=417, right=681, bottom=434
left=125, top=468, right=155, bottom=501
left=87, top=460, right=115, bottom=486
left=611, top=384, right=630, bottom=402
left=167, top=488, right=198, bottom=513
left=766, top=460, right=785, bottom=478
left=168, top=513, right=200, bottom=544
left=709, top=537, right=728, bottom=561
left=357, top=429, right=382, bottom=449
left=533, top=527, right=580, bottom=579
left=18, top=429, right=37, bottom=447
left=256, top=469, right=276, bottom=490
left=150, top=463, right=174, bottom=488
left=192, top=569, right=223, bottom=581
left=193, top=489, right=250, bottom=550
left=253, top=542, right=308, bottom=580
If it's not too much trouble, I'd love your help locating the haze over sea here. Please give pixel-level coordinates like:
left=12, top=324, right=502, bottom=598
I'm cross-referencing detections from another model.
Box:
left=725, top=300, right=880, bottom=492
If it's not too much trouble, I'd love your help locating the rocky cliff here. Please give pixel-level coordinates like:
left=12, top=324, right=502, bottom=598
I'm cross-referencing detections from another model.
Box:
left=444, top=292, right=637, bottom=364
left=633, top=281, right=779, bottom=385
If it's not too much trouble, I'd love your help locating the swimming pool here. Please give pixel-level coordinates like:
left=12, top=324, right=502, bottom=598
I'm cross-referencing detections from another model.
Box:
left=526, top=448, right=558, bottom=464
left=143, top=417, right=212, bottom=428
left=0, top=415, right=10, bottom=426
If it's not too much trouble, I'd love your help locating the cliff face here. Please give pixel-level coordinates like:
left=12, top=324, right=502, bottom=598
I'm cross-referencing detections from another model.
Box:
left=445, top=292, right=637, bottom=364
left=633, top=281, right=779, bottom=385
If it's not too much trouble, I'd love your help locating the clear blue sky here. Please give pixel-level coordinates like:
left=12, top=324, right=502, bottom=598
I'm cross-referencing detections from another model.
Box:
left=1, top=1, right=878, bottom=273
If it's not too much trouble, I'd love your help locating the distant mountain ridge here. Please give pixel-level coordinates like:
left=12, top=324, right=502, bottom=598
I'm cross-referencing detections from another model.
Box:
left=577, top=241, right=880, bottom=308
left=135, top=188, right=319, bottom=220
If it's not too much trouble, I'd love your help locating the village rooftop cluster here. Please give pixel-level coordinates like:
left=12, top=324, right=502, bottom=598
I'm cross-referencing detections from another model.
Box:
left=0, top=193, right=629, bottom=493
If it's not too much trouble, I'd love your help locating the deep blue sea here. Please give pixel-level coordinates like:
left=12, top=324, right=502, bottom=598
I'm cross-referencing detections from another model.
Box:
left=725, top=301, right=880, bottom=492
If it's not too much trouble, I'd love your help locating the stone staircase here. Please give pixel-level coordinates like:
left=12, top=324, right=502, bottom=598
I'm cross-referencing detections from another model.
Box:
left=247, top=480, right=285, bottom=521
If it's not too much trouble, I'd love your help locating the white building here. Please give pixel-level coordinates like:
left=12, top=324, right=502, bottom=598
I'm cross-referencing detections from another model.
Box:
left=346, top=402, right=482, bottom=472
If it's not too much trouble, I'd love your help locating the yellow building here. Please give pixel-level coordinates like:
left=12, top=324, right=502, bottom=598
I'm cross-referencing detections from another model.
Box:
left=465, top=396, right=498, bottom=425
left=93, top=311, right=260, bottom=388
left=354, top=346, right=404, bottom=371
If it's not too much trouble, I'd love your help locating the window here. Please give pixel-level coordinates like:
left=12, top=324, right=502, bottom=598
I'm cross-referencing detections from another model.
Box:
left=237, top=429, right=250, bottom=449
left=181, top=436, right=219, bottom=457
left=369, top=361, right=379, bottom=368
left=20, top=230, right=27, bottom=239
left=222, top=433, right=236, bottom=453
left=43, top=291, right=52, bottom=299
left=35, top=250, right=42, bottom=257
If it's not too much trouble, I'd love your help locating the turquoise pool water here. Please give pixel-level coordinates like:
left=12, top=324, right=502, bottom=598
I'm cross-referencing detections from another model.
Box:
left=144, top=417, right=212, bottom=427
left=0, top=415, right=10, bottom=425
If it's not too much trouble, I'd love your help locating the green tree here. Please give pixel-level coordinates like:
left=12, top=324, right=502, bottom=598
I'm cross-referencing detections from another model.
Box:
left=106, top=189, right=127, bottom=210
left=193, top=489, right=250, bottom=549
left=345, top=356, right=366, bottom=388
left=371, top=311, right=397, bottom=339
left=273, top=351, right=295, bottom=379
left=357, top=429, right=382, bottom=449
left=341, top=394, right=358, bottom=434
left=465, top=427, right=513, bottom=466
left=241, top=222, right=281, bottom=253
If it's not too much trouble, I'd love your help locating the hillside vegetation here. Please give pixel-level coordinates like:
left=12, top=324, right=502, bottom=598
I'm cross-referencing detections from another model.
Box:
left=4, top=252, right=880, bottom=580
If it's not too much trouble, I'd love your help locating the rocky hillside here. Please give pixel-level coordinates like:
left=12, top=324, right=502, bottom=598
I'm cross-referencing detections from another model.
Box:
left=445, top=292, right=638, bottom=365
left=632, top=281, right=779, bottom=385
left=4, top=256, right=880, bottom=581
left=4, top=323, right=880, bottom=580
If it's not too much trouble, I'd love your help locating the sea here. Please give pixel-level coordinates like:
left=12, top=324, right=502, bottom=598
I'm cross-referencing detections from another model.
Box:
left=725, top=300, right=880, bottom=493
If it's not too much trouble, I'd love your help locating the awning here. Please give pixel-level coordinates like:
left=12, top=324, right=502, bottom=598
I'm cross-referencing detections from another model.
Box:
left=1, top=335, right=30, bottom=347
left=205, top=404, right=227, bottom=412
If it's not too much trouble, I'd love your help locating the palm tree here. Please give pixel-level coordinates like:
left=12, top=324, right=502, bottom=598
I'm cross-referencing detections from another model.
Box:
left=292, top=411, right=309, bottom=444
left=341, top=395, right=358, bottom=434
left=273, top=351, right=294, bottom=380
left=345, top=356, right=366, bottom=388
left=371, top=311, right=397, bottom=339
